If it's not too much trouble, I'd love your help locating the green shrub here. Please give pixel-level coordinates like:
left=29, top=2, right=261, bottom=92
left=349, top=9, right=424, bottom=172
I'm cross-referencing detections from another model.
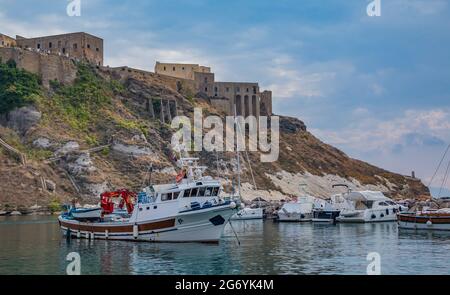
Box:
left=46, top=63, right=118, bottom=132
left=0, top=59, right=41, bottom=114
left=48, top=199, right=62, bottom=213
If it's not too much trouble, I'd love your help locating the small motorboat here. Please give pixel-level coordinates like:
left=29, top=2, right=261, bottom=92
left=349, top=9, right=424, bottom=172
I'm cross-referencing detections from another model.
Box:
left=231, top=207, right=263, bottom=220
left=312, top=198, right=340, bottom=223
left=70, top=207, right=102, bottom=221
left=277, top=196, right=315, bottom=222
left=398, top=208, right=450, bottom=231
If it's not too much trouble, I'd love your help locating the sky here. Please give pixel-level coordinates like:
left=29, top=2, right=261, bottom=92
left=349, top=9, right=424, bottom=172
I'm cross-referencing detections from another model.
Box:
left=1, top=0, right=450, bottom=195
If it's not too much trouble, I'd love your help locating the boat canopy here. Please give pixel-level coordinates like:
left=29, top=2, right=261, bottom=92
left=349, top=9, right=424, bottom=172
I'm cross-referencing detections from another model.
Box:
left=345, top=191, right=390, bottom=202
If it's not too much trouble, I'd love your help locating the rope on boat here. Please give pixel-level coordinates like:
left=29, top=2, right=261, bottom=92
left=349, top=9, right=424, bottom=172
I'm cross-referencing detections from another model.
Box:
left=228, top=220, right=241, bottom=246
left=438, top=159, right=450, bottom=198
left=428, top=143, right=450, bottom=188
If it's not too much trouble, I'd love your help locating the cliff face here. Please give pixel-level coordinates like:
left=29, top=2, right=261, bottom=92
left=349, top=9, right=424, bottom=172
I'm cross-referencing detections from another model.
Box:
left=0, top=63, right=429, bottom=210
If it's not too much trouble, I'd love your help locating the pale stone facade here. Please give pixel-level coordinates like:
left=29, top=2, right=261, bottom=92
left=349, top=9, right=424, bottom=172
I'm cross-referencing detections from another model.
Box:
left=155, top=62, right=210, bottom=80
left=155, top=62, right=272, bottom=117
left=0, top=34, right=16, bottom=48
left=15, top=32, right=103, bottom=66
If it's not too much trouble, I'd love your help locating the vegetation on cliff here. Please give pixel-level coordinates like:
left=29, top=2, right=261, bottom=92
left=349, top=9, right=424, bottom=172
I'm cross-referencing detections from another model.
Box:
left=0, top=59, right=41, bottom=114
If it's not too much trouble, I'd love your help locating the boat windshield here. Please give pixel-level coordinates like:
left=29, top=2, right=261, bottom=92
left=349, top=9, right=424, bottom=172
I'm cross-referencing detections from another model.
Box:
left=355, top=200, right=373, bottom=210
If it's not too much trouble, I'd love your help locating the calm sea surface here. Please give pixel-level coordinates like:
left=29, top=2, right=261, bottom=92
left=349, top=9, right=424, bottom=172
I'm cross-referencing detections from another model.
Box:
left=0, top=216, right=449, bottom=275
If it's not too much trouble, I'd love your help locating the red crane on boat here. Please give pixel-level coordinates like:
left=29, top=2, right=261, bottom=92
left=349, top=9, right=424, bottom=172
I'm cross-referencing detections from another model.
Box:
left=100, top=189, right=137, bottom=215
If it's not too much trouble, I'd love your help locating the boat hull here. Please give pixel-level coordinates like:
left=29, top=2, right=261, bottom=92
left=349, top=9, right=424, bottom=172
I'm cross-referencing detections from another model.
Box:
left=398, top=213, right=450, bottom=231
left=230, top=208, right=263, bottom=220
left=59, top=204, right=236, bottom=243
left=312, top=210, right=340, bottom=222
left=277, top=212, right=312, bottom=222
left=337, top=208, right=398, bottom=223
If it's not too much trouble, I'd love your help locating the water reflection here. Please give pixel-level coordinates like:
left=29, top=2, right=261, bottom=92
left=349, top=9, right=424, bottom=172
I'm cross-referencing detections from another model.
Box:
left=1, top=217, right=449, bottom=275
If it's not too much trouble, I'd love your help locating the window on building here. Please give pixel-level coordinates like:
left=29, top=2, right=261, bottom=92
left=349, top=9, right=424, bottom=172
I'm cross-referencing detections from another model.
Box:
left=87, top=44, right=90, bottom=49
left=214, top=87, right=218, bottom=92
left=163, top=66, right=166, bottom=71
left=226, top=87, right=229, bottom=92
left=96, top=48, right=99, bottom=52
left=246, top=88, right=249, bottom=92
left=49, top=42, right=52, bottom=48
left=73, top=43, right=78, bottom=50
left=253, top=86, right=257, bottom=94
left=236, top=87, right=240, bottom=92
left=204, top=77, right=208, bottom=83
left=173, top=66, right=176, bottom=71
left=37, top=43, right=41, bottom=49
left=58, top=41, right=61, bottom=48
left=182, top=67, right=185, bottom=70
left=1, top=41, right=4, bottom=46
left=62, top=48, right=66, bottom=54
left=205, top=87, right=208, bottom=92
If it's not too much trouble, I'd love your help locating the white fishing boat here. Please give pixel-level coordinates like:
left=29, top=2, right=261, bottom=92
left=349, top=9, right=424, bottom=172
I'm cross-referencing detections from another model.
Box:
left=397, top=143, right=450, bottom=231
left=335, top=187, right=405, bottom=223
left=58, top=157, right=238, bottom=243
left=231, top=207, right=263, bottom=220
left=398, top=208, right=450, bottom=231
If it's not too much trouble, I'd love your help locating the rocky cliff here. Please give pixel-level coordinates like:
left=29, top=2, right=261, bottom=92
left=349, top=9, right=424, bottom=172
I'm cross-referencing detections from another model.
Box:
left=0, top=62, right=429, bottom=211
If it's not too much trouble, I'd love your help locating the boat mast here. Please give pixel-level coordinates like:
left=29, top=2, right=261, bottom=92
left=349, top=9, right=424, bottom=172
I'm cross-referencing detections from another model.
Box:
left=234, top=105, right=242, bottom=200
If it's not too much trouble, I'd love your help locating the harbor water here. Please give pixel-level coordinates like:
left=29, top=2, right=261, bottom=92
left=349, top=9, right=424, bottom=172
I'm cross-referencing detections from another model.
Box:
left=0, top=216, right=449, bottom=275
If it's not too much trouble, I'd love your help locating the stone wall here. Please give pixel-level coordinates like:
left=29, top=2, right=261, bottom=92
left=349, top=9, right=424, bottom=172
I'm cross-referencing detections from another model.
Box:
left=16, top=32, right=103, bottom=66
left=107, top=66, right=197, bottom=96
left=0, top=47, right=77, bottom=88
left=260, top=90, right=273, bottom=116
left=0, top=34, right=16, bottom=47
left=155, top=62, right=210, bottom=80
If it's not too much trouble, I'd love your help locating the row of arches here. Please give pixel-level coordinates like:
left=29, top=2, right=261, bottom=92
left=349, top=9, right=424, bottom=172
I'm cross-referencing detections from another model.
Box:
left=235, top=95, right=258, bottom=117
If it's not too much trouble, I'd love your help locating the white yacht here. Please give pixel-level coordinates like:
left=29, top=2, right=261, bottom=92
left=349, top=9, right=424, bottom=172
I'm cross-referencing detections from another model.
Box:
left=277, top=195, right=315, bottom=222
left=335, top=189, right=405, bottom=223
left=58, top=157, right=238, bottom=243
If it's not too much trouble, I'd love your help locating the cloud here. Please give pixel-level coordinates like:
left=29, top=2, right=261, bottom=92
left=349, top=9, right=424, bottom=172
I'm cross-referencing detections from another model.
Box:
left=313, top=108, right=450, bottom=152
left=311, top=108, right=450, bottom=189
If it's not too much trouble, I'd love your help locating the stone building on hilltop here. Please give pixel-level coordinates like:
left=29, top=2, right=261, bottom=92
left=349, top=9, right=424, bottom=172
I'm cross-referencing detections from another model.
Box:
left=0, top=34, right=16, bottom=48
left=0, top=32, right=103, bottom=66
left=155, top=62, right=273, bottom=117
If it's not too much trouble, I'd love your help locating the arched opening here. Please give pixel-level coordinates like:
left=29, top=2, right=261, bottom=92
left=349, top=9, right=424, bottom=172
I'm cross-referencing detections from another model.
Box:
left=235, top=95, right=242, bottom=116
left=244, top=95, right=250, bottom=117
left=252, top=95, right=257, bottom=116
